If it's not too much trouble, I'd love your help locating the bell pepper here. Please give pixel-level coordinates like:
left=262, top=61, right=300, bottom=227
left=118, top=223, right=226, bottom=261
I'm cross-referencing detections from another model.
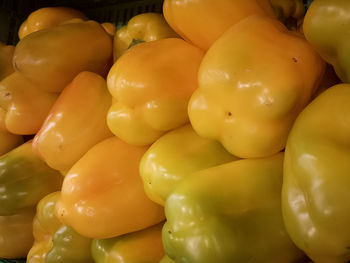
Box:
left=0, top=43, right=14, bottom=81
left=0, top=140, right=62, bottom=216
left=270, top=0, right=305, bottom=29
left=163, top=0, right=276, bottom=51
left=33, top=71, right=113, bottom=172
left=18, top=7, right=87, bottom=39
left=303, top=0, right=350, bottom=83
left=113, top=13, right=178, bottom=61
left=159, top=255, right=175, bottom=263
left=0, top=209, right=35, bottom=259
left=13, top=20, right=113, bottom=93
left=101, top=22, right=116, bottom=36
left=282, top=84, right=350, bottom=263
left=140, top=124, right=238, bottom=206
left=27, top=192, right=94, bottom=263
left=188, top=15, right=325, bottom=159
left=0, top=108, right=23, bottom=155
left=91, top=222, right=164, bottom=263
left=56, top=136, right=164, bottom=239
left=0, top=72, right=58, bottom=135
left=163, top=153, right=306, bottom=263
left=107, top=38, right=203, bottom=146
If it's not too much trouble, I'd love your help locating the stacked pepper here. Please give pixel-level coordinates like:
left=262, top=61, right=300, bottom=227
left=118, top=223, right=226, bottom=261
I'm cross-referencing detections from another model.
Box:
left=0, top=0, right=349, bottom=262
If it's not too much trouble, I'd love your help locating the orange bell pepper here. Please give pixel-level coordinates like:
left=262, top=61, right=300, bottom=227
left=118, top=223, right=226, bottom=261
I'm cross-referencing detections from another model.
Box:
left=0, top=42, right=15, bottom=81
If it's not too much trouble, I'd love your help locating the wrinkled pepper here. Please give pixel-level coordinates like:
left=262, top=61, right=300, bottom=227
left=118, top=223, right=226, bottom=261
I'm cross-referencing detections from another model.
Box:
left=113, top=13, right=178, bottom=61
left=282, top=84, right=350, bottom=263
left=0, top=209, right=35, bottom=259
left=0, top=108, right=23, bottom=156
left=0, top=42, right=14, bottom=81
left=140, top=124, right=238, bottom=206
left=18, top=7, right=87, bottom=39
left=0, top=72, right=58, bottom=135
left=56, top=136, right=164, bottom=239
left=92, top=222, right=165, bottom=263
left=163, top=0, right=276, bottom=51
left=163, top=153, right=306, bottom=263
left=13, top=20, right=113, bottom=93
left=0, top=140, right=62, bottom=216
left=33, top=71, right=112, bottom=172
left=27, top=192, right=94, bottom=263
left=107, top=38, right=203, bottom=146
left=188, top=15, right=324, bottom=158
left=303, top=0, right=350, bottom=83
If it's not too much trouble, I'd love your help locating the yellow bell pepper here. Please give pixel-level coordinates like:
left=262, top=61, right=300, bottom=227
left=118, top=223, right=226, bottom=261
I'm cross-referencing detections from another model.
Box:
left=0, top=209, right=35, bottom=259
left=113, top=13, right=178, bottom=61
left=0, top=108, right=23, bottom=155
left=0, top=72, right=58, bottom=135
left=188, top=15, right=325, bottom=158
left=101, top=22, right=116, bottom=36
left=56, top=136, right=164, bottom=239
left=140, top=124, right=238, bottom=206
left=0, top=42, right=14, bottom=81
left=33, top=71, right=112, bottom=172
left=163, top=0, right=276, bottom=50
left=18, top=7, right=87, bottom=39
left=107, top=38, right=203, bottom=145
left=27, top=192, right=94, bottom=263
left=13, top=20, right=113, bottom=93
left=92, top=222, right=165, bottom=263
left=282, top=84, right=350, bottom=263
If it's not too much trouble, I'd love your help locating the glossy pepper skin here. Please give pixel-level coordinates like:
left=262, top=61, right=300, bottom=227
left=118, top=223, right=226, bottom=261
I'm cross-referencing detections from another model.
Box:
left=163, top=0, right=276, bottom=51
left=18, top=7, right=87, bottom=39
left=113, top=13, right=178, bottom=61
left=56, top=136, right=165, bottom=239
left=282, top=84, right=350, bottom=263
left=163, top=153, right=306, bottom=263
left=92, top=222, right=164, bottom=263
left=0, top=43, right=15, bottom=81
left=188, top=15, right=325, bottom=159
left=13, top=20, right=113, bottom=93
left=0, top=72, right=58, bottom=135
left=0, top=108, right=23, bottom=156
left=0, top=209, right=35, bottom=259
left=27, top=192, right=94, bottom=263
left=303, top=0, right=350, bottom=83
left=140, top=124, right=238, bottom=206
left=0, top=141, right=62, bottom=216
left=107, top=38, right=203, bottom=146
left=33, top=71, right=113, bottom=172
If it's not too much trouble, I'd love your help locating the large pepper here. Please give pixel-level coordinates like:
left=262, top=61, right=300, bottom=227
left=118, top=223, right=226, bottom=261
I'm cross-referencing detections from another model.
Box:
left=107, top=38, right=203, bottom=146
left=33, top=71, right=112, bottom=172
left=0, top=141, right=62, bottom=216
left=92, top=222, right=164, bottom=263
left=303, top=0, right=350, bottom=83
left=0, top=72, right=58, bottom=135
left=0, top=43, right=14, bottom=81
left=27, top=192, right=94, bottom=263
left=18, top=7, right=87, bottom=39
left=56, top=136, right=164, bottom=239
left=188, top=15, right=324, bottom=159
left=163, top=0, right=276, bottom=51
left=282, top=84, right=350, bottom=263
left=140, top=124, right=238, bottom=206
left=163, top=153, right=306, bottom=263
left=113, top=13, right=178, bottom=61
left=0, top=209, right=35, bottom=259
left=13, top=20, right=112, bottom=93
left=0, top=108, right=23, bottom=156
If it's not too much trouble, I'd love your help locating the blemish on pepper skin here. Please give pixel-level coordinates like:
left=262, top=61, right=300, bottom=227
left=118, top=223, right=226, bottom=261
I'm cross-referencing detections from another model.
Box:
left=292, top=57, right=298, bottom=63
left=226, top=111, right=232, bottom=117
left=168, top=230, right=172, bottom=234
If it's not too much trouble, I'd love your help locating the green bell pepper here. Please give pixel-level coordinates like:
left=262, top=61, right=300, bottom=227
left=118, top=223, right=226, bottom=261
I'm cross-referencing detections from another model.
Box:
left=282, top=84, right=350, bottom=263
left=139, top=125, right=238, bottom=206
left=0, top=141, right=62, bottom=216
left=303, top=0, right=350, bottom=82
left=163, top=153, right=306, bottom=263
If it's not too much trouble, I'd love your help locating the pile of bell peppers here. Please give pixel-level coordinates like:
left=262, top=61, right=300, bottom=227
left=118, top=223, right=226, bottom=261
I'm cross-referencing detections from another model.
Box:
left=0, top=0, right=349, bottom=262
